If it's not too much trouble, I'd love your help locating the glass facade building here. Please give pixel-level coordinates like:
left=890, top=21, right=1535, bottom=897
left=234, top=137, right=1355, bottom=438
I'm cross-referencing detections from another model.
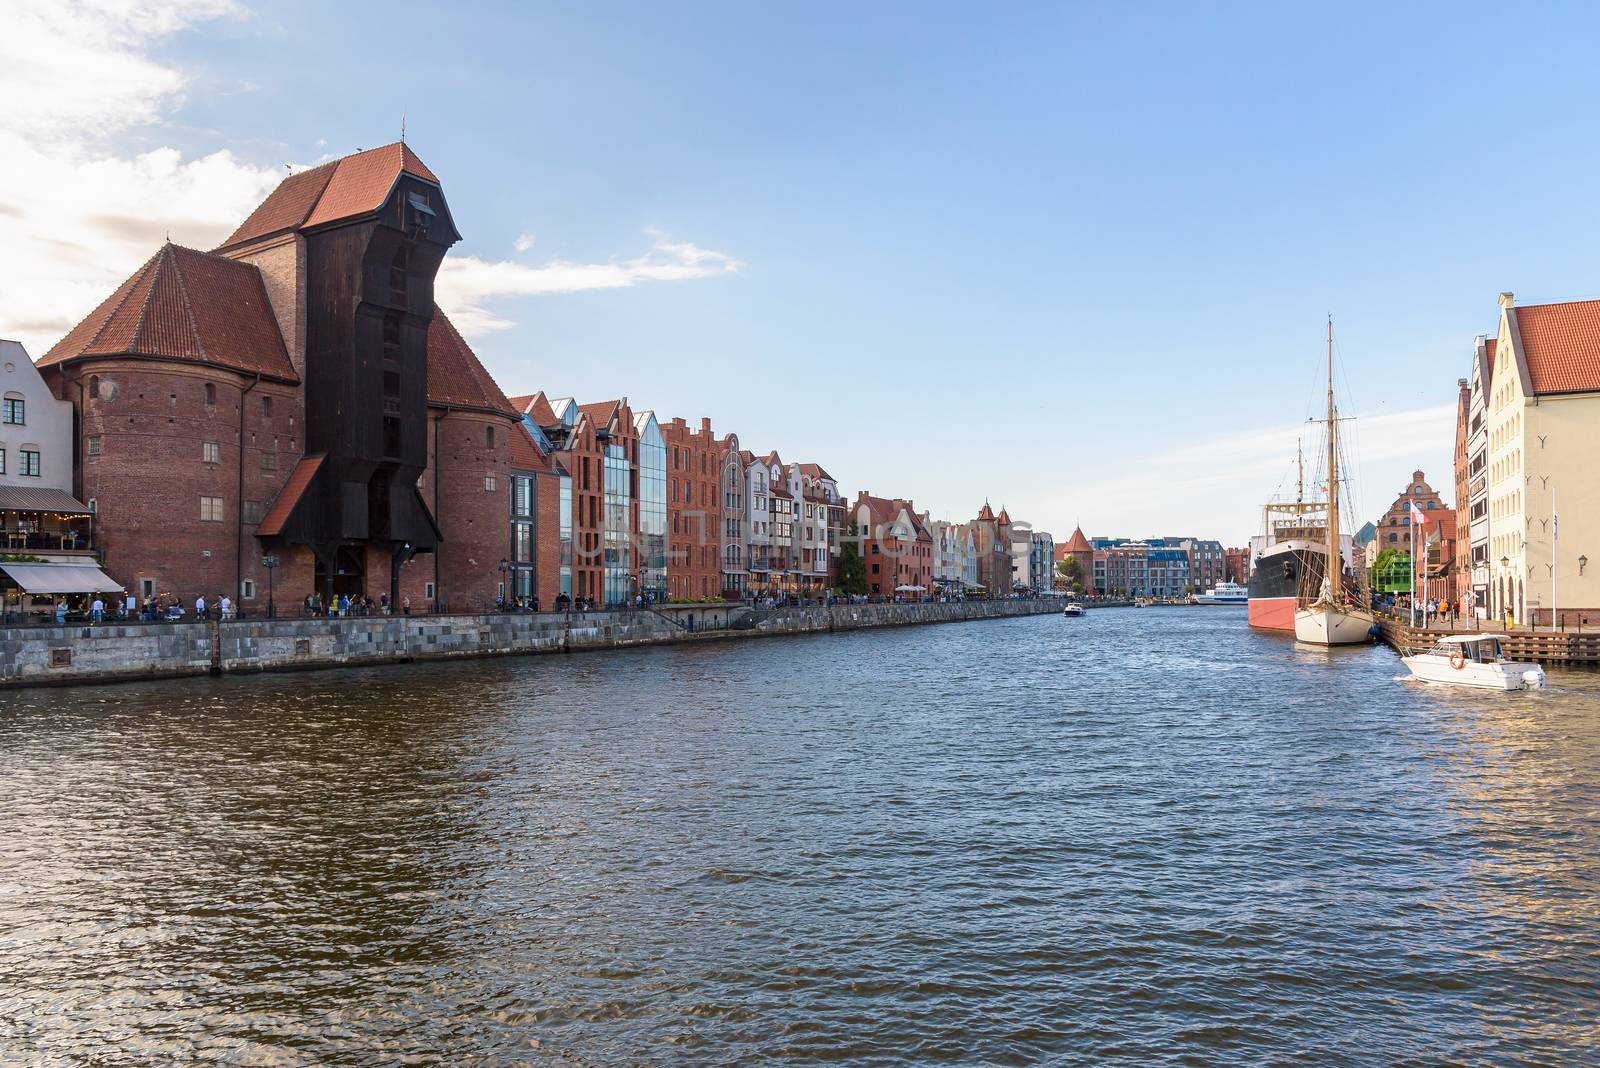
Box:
left=558, top=474, right=573, bottom=598
left=637, top=414, right=667, bottom=602
left=603, top=442, right=632, bottom=605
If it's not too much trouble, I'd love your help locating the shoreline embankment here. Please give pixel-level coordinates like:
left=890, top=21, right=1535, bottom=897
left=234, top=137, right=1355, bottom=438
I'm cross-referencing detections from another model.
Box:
left=0, top=599, right=1067, bottom=689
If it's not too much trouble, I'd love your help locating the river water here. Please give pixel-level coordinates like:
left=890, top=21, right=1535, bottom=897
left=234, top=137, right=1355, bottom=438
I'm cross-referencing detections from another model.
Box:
left=1, top=607, right=1598, bottom=1065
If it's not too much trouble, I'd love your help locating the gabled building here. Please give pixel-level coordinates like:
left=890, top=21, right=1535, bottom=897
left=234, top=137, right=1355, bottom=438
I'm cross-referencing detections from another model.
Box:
left=38, top=143, right=524, bottom=612
left=661, top=416, right=723, bottom=601
left=853, top=492, right=933, bottom=598
left=1465, top=335, right=1496, bottom=613
left=1482, top=293, right=1600, bottom=624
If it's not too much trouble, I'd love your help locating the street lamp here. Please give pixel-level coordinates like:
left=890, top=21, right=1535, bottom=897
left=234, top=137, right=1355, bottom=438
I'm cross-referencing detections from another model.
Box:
left=498, top=558, right=509, bottom=610
left=1581, top=554, right=1589, bottom=576
left=260, top=553, right=279, bottom=619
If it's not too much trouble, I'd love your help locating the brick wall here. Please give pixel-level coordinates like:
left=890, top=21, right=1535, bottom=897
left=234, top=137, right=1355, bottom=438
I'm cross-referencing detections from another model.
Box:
left=50, top=360, right=302, bottom=610
left=407, top=408, right=516, bottom=613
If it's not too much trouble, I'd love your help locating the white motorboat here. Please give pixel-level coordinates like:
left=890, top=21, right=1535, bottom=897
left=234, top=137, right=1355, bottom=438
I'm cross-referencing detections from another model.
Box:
left=1063, top=602, right=1085, bottom=616
left=1402, top=635, right=1546, bottom=690
left=1196, top=581, right=1248, bottom=605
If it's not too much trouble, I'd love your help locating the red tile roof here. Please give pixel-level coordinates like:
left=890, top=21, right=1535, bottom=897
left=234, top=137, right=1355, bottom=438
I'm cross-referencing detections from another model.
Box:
left=1514, top=300, right=1600, bottom=394
left=1483, top=337, right=1496, bottom=379
left=797, top=462, right=834, bottom=481
left=508, top=422, right=553, bottom=472
left=257, top=454, right=324, bottom=537
left=996, top=508, right=1011, bottom=525
left=426, top=307, right=517, bottom=416
left=579, top=400, right=620, bottom=429
left=1062, top=525, right=1092, bottom=552
left=39, top=244, right=297, bottom=381
left=218, top=142, right=439, bottom=249
left=977, top=501, right=995, bottom=521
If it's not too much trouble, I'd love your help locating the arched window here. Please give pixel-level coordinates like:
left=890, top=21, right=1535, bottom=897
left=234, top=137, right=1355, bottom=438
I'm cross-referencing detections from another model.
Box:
left=204, top=383, right=216, bottom=406
left=486, top=425, right=495, bottom=449
left=89, top=375, right=100, bottom=399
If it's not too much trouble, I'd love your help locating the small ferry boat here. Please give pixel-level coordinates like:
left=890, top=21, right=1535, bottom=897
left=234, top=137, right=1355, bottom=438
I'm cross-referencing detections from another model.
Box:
left=1062, top=602, right=1085, bottom=616
left=1402, top=635, right=1546, bottom=691
left=1196, top=582, right=1248, bottom=605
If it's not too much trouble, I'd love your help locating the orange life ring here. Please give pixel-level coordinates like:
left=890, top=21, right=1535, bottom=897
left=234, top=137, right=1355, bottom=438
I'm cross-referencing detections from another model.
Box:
left=1449, top=649, right=1466, bottom=670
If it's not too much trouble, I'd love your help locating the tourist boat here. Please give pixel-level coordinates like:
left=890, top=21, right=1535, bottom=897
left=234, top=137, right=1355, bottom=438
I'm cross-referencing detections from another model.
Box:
left=1196, top=581, right=1248, bottom=605
left=1293, top=319, right=1374, bottom=646
left=1402, top=635, right=1546, bottom=690
left=1062, top=602, right=1085, bottom=616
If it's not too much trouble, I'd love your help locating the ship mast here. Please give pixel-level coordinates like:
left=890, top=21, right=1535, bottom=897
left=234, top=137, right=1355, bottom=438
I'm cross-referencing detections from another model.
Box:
left=1326, top=318, right=1341, bottom=602
left=1296, top=438, right=1303, bottom=503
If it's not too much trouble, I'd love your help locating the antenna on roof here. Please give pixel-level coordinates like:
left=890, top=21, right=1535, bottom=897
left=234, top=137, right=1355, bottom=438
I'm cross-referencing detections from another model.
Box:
left=401, top=112, right=407, bottom=144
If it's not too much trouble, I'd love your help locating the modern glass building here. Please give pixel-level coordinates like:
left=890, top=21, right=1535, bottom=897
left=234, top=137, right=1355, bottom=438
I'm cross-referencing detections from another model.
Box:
left=636, top=412, right=667, bottom=603
left=558, top=474, right=573, bottom=599
left=603, top=441, right=632, bottom=605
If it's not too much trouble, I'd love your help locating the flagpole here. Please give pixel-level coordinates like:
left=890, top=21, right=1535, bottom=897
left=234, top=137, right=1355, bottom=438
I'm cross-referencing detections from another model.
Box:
left=1552, top=484, right=1559, bottom=631
left=1410, top=504, right=1417, bottom=628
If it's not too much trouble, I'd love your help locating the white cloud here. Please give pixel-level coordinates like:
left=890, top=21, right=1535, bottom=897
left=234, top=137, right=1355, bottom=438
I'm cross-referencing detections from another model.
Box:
left=1008, top=404, right=1458, bottom=546
left=513, top=232, right=536, bottom=252
left=436, top=228, right=744, bottom=338
left=0, top=0, right=283, bottom=353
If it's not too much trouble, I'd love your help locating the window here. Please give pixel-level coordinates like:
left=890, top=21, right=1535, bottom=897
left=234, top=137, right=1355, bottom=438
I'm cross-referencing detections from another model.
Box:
left=424, top=581, right=436, bottom=600
left=19, top=450, right=39, bottom=477
left=204, top=383, right=216, bottom=406
left=0, top=448, right=6, bottom=474
left=2, top=397, right=23, bottom=424
left=484, top=475, right=496, bottom=492
left=241, top=579, right=256, bottom=599
left=260, top=451, right=277, bottom=473
left=242, top=500, right=262, bottom=524
left=262, top=395, right=273, bottom=418
left=140, top=578, right=156, bottom=599
left=89, top=376, right=100, bottom=399
left=486, top=426, right=495, bottom=449
left=87, top=435, right=102, bottom=457
left=203, top=441, right=220, bottom=464
left=87, top=498, right=97, bottom=513
left=200, top=495, right=224, bottom=521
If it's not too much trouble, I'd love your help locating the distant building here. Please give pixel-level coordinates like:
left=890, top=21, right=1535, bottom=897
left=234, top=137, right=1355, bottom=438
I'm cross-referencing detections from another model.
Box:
left=1372, top=470, right=1454, bottom=599
left=1008, top=521, right=1054, bottom=592
left=853, top=493, right=933, bottom=597
left=1090, top=537, right=1192, bottom=598
left=1055, top=526, right=1093, bottom=593
left=1223, top=546, right=1252, bottom=586
left=1179, top=537, right=1224, bottom=594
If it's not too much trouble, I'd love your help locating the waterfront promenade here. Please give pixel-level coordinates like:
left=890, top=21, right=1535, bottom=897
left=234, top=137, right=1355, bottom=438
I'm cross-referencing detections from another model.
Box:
left=0, top=598, right=1062, bottom=689
left=1376, top=612, right=1600, bottom=666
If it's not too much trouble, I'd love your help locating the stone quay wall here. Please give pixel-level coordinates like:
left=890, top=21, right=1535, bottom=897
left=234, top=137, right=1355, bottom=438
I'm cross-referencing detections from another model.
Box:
left=0, top=599, right=1061, bottom=689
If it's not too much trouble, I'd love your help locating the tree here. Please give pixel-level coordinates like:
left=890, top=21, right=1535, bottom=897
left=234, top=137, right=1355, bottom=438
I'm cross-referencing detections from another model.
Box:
left=1056, top=555, right=1083, bottom=592
left=835, top=527, right=868, bottom=596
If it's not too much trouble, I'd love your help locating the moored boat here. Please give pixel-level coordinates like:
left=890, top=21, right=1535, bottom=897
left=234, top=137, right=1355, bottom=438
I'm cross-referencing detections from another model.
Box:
left=1293, top=320, right=1373, bottom=646
left=1402, top=635, right=1545, bottom=690
left=1196, top=581, right=1248, bottom=605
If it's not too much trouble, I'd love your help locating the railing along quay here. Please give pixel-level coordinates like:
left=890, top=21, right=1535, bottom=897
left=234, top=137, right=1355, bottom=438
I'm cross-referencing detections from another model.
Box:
left=1376, top=615, right=1600, bottom=666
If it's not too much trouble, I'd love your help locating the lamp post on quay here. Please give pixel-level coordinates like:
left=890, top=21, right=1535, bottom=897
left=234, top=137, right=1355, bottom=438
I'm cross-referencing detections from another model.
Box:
left=261, top=554, right=279, bottom=619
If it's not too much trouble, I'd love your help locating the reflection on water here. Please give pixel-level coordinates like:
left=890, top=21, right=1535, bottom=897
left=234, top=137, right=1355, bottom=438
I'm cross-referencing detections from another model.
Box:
left=1, top=609, right=1598, bottom=1064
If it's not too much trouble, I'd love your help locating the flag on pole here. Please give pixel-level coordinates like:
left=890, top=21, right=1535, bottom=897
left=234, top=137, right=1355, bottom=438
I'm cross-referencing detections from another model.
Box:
left=1409, top=502, right=1426, bottom=526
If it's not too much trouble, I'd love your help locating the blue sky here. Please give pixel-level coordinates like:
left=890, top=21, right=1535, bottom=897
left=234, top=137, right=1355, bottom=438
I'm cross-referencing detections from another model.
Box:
left=7, top=1, right=1600, bottom=545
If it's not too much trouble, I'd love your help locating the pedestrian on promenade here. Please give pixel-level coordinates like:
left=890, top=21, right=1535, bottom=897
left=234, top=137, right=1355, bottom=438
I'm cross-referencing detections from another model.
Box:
left=90, top=595, right=104, bottom=624
left=195, top=594, right=206, bottom=619
left=381, top=592, right=390, bottom=615
left=54, top=600, right=67, bottom=625
left=220, top=594, right=233, bottom=621
left=403, top=594, right=412, bottom=616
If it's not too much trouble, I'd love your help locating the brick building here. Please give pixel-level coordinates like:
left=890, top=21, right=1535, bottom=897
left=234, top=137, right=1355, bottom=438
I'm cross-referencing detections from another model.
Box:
left=1223, top=546, right=1252, bottom=585
left=38, top=143, right=526, bottom=614
left=661, top=416, right=722, bottom=601
left=853, top=492, right=934, bottom=598
left=1055, top=525, right=1093, bottom=592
